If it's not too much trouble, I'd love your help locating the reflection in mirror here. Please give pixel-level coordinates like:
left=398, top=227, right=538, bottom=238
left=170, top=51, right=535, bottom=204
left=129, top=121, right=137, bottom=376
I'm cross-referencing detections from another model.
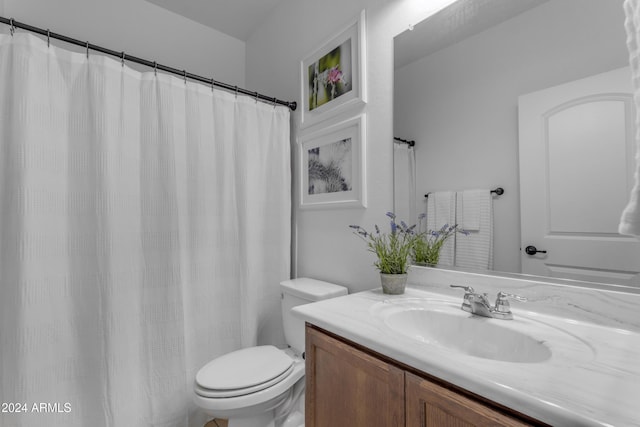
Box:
left=393, top=0, right=640, bottom=289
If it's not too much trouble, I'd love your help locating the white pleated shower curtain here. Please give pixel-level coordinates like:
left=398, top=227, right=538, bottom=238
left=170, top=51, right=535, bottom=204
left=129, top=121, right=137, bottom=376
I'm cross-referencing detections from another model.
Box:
left=0, top=33, right=291, bottom=427
left=393, top=142, right=416, bottom=224
left=621, top=0, right=640, bottom=236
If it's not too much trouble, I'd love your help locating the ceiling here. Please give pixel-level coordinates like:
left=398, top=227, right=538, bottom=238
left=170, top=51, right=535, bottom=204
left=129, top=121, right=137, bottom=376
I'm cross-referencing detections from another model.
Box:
left=394, top=0, right=547, bottom=69
left=145, top=0, right=285, bottom=41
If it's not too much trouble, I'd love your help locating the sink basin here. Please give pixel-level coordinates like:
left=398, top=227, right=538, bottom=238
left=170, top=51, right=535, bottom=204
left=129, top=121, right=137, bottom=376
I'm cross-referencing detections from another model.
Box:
left=385, top=307, right=552, bottom=363
left=371, top=298, right=594, bottom=364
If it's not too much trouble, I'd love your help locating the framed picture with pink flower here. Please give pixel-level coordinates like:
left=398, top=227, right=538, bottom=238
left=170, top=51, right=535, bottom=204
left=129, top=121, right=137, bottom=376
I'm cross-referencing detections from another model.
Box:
left=300, top=10, right=367, bottom=128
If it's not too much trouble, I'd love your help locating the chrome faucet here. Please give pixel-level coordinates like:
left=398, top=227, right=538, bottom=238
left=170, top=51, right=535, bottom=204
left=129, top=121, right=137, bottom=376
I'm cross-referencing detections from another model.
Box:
left=450, top=285, right=526, bottom=320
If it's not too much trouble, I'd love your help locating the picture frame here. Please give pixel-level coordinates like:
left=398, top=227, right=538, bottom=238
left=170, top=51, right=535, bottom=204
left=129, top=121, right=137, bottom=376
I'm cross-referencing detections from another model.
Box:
left=300, top=10, right=367, bottom=128
left=299, top=114, right=367, bottom=209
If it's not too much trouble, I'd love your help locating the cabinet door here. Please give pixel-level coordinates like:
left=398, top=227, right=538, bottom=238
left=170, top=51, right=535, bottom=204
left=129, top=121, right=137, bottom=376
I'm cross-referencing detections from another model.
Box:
left=406, top=372, right=535, bottom=427
left=305, top=325, right=405, bottom=427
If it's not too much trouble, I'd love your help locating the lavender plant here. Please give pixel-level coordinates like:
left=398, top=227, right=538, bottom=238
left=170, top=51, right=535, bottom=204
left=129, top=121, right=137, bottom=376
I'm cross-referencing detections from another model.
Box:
left=349, top=212, right=420, bottom=274
left=412, top=213, right=469, bottom=265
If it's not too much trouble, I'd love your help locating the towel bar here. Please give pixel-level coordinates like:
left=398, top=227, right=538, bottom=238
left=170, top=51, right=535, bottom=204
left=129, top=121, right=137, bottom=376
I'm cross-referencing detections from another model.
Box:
left=424, top=187, right=504, bottom=198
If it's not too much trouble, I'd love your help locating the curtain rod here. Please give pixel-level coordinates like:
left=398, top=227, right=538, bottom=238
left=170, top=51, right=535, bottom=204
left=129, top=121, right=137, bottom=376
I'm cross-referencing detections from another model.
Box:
left=0, top=16, right=297, bottom=111
left=393, top=137, right=415, bottom=147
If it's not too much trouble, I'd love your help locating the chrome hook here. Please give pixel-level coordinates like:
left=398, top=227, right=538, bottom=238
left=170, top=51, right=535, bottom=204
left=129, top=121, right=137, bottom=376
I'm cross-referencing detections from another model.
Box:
left=9, top=18, right=15, bottom=37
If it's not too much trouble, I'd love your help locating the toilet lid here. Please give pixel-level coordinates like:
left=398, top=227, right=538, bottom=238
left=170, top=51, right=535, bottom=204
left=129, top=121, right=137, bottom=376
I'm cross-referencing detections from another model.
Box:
left=195, top=345, right=294, bottom=397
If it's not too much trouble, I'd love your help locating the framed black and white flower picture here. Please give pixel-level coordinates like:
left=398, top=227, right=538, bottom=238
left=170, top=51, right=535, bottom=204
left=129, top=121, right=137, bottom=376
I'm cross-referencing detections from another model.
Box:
left=299, top=114, right=366, bottom=209
left=300, top=10, right=367, bottom=128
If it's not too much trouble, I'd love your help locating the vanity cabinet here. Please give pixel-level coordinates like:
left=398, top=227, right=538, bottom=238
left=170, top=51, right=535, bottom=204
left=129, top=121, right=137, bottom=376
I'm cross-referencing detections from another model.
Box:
left=305, top=323, right=405, bottom=426
left=305, top=324, right=545, bottom=427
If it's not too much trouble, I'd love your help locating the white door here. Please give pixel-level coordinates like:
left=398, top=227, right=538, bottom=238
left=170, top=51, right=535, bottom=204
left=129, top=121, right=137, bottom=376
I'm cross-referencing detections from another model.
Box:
left=518, top=67, right=640, bottom=287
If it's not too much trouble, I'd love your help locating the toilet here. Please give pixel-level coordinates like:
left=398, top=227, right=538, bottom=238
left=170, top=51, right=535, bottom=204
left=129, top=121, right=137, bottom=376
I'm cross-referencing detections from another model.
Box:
left=193, top=278, right=348, bottom=427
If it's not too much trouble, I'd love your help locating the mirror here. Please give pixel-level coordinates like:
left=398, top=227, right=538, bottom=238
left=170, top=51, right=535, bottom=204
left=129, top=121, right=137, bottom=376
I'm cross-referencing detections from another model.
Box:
left=393, top=0, right=635, bottom=286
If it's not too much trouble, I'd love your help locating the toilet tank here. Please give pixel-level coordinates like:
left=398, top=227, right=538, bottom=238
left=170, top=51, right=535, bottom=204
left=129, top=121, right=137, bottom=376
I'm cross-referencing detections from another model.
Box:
left=280, top=278, right=348, bottom=355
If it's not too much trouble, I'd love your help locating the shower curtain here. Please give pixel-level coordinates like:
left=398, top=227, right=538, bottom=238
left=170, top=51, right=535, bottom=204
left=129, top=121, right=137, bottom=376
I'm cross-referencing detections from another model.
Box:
left=621, top=0, right=640, bottom=236
left=393, top=142, right=416, bottom=224
left=0, top=33, right=291, bottom=427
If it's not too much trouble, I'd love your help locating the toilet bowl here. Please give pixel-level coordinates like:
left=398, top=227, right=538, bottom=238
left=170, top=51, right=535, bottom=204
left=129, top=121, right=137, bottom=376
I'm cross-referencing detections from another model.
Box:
left=193, top=278, right=348, bottom=427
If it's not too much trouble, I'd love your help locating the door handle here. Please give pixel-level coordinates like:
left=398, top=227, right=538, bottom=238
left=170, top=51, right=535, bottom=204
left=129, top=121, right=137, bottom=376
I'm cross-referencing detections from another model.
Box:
left=524, top=245, right=547, bottom=255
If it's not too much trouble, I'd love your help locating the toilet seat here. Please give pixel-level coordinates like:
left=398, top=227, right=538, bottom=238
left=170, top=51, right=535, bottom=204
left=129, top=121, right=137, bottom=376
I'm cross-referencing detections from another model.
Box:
left=195, top=345, right=295, bottom=398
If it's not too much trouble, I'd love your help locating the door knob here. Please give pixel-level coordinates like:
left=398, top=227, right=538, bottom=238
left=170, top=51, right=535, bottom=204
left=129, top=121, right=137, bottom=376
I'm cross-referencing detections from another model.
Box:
left=524, top=245, right=547, bottom=255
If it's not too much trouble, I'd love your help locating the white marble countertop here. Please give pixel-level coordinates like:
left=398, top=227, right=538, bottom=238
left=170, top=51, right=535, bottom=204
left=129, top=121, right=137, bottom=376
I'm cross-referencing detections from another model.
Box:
left=293, top=285, right=640, bottom=427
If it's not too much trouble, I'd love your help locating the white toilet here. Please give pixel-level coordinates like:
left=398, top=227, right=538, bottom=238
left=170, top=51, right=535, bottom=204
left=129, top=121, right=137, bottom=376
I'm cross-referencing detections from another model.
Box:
left=193, top=278, right=348, bottom=427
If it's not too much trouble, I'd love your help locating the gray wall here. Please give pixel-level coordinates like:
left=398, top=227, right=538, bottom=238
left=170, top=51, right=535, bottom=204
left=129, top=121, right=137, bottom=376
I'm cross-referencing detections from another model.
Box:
left=2, top=0, right=245, bottom=86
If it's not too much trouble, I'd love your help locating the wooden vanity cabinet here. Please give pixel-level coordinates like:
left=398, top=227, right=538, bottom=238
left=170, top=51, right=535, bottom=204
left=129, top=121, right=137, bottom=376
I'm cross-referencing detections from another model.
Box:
left=305, top=324, right=544, bottom=427
left=305, top=323, right=405, bottom=426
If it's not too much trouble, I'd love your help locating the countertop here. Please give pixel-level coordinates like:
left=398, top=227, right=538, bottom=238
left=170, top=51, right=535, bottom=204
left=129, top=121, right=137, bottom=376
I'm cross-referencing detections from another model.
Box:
left=293, top=285, right=640, bottom=427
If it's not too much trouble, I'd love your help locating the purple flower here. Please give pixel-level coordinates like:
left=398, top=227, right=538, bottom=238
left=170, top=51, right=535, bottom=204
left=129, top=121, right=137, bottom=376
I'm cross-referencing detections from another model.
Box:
left=390, top=221, right=397, bottom=235
left=386, top=212, right=396, bottom=220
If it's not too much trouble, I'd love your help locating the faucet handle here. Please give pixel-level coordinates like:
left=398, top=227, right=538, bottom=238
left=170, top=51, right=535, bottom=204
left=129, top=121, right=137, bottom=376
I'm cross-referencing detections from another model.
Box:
left=494, top=291, right=527, bottom=313
left=450, top=284, right=474, bottom=294
left=450, top=285, right=474, bottom=312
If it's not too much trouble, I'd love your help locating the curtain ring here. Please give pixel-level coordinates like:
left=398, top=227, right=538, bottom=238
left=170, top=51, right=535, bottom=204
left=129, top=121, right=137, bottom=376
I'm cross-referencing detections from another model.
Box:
left=153, top=61, right=157, bottom=76
left=46, top=29, right=50, bottom=47
left=272, top=97, right=277, bottom=108
left=9, top=18, right=15, bottom=36
left=183, top=70, right=187, bottom=84
left=254, top=91, right=259, bottom=103
left=121, top=52, right=125, bottom=67
left=234, top=86, right=238, bottom=98
left=86, top=41, right=90, bottom=59
left=210, top=78, right=215, bottom=92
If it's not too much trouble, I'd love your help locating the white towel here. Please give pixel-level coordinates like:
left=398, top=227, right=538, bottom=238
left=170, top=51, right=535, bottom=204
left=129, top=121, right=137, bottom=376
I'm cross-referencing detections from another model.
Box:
left=426, top=191, right=456, bottom=266
left=460, top=189, right=484, bottom=231
left=455, top=190, right=493, bottom=270
left=620, top=0, right=640, bottom=236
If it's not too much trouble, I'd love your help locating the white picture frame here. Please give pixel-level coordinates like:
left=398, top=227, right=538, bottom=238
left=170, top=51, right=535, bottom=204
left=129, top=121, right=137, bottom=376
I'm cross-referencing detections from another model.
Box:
left=299, top=114, right=367, bottom=209
left=300, top=10, right=367, bottom=128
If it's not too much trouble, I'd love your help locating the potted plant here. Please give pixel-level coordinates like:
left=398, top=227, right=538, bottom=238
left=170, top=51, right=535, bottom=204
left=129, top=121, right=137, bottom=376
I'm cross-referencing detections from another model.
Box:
left=412, top=213, right=468, bottom=266
left=349, top=212, right=420, bottom=294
